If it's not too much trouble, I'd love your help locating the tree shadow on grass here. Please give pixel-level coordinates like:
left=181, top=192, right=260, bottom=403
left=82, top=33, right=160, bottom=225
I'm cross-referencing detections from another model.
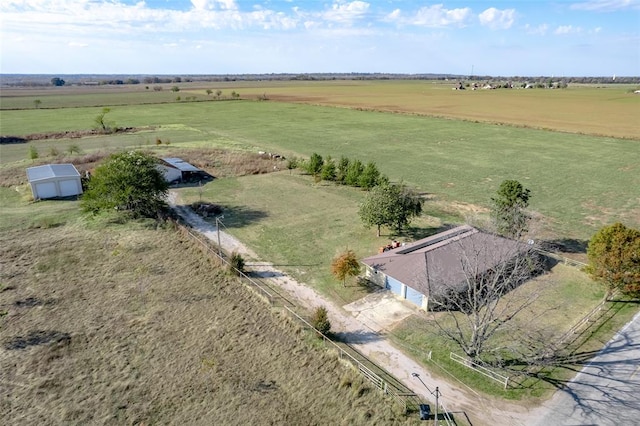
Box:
left=540, top=238, right=589, bottom=254
left=333, top=329, right=382, bottom=344
left=207, top=204, right=269, bottom=229
left=390, top=223, right=457, bottom=241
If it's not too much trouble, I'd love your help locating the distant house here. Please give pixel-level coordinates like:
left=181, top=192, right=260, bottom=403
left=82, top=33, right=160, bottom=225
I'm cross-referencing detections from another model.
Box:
left=362, top=225, right=525, bottom=310
left=26, top=163, right=83, bottom=200
left=157, top=158, right=210, bottom=183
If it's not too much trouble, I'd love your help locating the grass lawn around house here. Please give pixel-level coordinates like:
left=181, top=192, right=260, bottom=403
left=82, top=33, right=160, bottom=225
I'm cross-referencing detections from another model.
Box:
left=178, top=171, right=458, bottom=304
left=390, top=264, right=639, bottom=401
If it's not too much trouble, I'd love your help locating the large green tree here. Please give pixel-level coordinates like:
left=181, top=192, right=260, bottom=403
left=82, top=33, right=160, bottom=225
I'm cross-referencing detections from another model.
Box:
left=81, top=151, right=168, bottom=218
left=586, top=223, right=640, bottom=296
left=358, top=183, right=423, bottom=237
left=491, top=179, right=531, bottom=239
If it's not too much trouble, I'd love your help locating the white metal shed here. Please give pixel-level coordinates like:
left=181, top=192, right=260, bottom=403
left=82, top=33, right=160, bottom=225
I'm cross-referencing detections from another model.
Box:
left=26, top=164, right=83, bottom=200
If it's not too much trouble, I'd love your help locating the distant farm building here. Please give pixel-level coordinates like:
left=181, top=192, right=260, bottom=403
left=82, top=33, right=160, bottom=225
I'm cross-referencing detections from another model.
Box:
left=157, top=158, right=211, bottom=183
left=362, top=225, right=525, bottom=310
left=26, top=164, right=83, bottom=200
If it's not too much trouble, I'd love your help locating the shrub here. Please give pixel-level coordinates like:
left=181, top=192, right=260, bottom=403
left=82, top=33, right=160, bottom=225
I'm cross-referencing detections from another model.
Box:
left=307, top=152, right=324, bottom=176
left=67, top=144, right=81, bottom=154
left=311, top=306, right=331, bottom=335
left=28, top=145, right=39, bottom=160
left=229, top=252, right=245, bottom=276
left=321, top=156, right=337, bottom=181
left=286, top=156, right=298, bottom=171
left=345, top=159, right=364, bottom=186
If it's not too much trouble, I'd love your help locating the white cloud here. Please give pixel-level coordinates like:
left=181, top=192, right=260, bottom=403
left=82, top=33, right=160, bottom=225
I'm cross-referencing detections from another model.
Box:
left=68, top=41, right=88, bottom=47
left=191, top=0, right=237, bottom=11
left=479, top=8, right=516, bottom=30
left=524, top=23, right=548, bottom=35
left=399, top=4, right=472, bottom=27
left=322, top=1, right=370, bottom=25
left=570, top=0, right=640, bottom=12
left=386, top=8, right=401, bottom=21
left=555, top=25, right=582, bottom=35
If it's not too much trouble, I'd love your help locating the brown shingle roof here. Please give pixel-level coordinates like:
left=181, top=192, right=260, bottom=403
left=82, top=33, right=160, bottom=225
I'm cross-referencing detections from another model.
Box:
left=362, top=225, right=524, bottom=297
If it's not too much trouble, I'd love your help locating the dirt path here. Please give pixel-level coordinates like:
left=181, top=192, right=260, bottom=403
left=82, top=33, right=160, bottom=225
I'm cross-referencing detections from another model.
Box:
left=168, top=191, right=539, bottom=425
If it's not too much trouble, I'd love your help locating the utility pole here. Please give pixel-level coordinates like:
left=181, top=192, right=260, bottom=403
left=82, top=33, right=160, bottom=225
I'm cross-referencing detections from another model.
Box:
left=434, top=386, right=440, bottom=426
left=215, top=215, right=223, bottom=257
left=411, top=373, right=442, bottom=424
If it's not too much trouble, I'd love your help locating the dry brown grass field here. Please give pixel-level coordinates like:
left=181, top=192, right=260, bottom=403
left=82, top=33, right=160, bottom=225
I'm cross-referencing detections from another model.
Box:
left=0, top=219, right=417, bottom=424
left=228, top=81, right=640, bottom=140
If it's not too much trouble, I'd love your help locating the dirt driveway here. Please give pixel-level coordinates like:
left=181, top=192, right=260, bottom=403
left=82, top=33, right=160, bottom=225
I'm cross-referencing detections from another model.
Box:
left=168, top=191, right=539, bottom=426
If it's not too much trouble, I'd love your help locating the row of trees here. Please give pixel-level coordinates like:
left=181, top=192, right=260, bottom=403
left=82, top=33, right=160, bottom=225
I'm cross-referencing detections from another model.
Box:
left=291, top=153, right=389, bottom=190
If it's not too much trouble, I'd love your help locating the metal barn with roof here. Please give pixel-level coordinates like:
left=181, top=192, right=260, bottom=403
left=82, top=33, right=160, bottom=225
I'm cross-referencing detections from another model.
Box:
left=26, top=164, right=83, bottom=200
left=157, top=157, right=207, bottom=183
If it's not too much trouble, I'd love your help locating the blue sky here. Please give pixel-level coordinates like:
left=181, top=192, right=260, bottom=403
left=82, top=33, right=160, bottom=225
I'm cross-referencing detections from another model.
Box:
left=1, top=0, right=638, bottom=76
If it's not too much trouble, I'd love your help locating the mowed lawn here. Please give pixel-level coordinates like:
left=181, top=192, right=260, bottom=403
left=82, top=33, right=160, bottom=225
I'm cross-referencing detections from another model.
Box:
left=179, top=171, right=455, bottom=303
left=0, top=197, right=416, bottom=425
left=3, top=98, right=636, bottom=239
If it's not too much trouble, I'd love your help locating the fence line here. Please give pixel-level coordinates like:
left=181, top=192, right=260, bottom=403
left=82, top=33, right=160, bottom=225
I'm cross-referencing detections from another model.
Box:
left=450, top=352, right=510, bottom=389
left=551, top=291, right=618, bottom=352
left=282, top=306, right=418, bottom=411
left=174, top=221, right=419, bottom=412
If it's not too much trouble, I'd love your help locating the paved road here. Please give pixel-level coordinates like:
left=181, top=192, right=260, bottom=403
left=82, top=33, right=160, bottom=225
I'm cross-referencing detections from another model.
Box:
left=533, top=310, right=640, bottom=426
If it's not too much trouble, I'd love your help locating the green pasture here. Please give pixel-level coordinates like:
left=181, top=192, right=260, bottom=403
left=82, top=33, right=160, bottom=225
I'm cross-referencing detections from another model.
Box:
left=179, top=171, right=457, bottom=303
left=3, top=99, right=637, bottom=239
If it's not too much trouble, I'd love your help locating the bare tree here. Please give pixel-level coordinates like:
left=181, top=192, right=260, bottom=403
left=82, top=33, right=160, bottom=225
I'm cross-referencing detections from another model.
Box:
left=423, top=232, right=544, bottom=361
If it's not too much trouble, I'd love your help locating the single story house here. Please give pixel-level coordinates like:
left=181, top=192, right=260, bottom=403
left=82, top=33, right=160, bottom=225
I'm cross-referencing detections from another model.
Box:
left=157, top=158, right=209, bottom=183
left=362, top=225, right=525, bottom=310
left=26, top=163, right=83, bottom=200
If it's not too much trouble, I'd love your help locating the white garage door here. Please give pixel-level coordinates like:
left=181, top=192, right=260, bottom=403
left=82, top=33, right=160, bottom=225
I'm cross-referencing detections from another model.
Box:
left=406, top=286, right=424, bottom=307
left=35, top=182, right=58, bottom=199
left=386, top=276, right=403, bottom=296
left=59, top=179, right=80, bottom=197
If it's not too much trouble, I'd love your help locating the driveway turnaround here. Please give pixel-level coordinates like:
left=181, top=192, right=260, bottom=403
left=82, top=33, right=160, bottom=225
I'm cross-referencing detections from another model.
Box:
left=533, top=310, right=640, bottom=426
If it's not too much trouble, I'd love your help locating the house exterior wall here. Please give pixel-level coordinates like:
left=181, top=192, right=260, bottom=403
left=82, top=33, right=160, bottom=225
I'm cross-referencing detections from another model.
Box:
left=387, top=276, right=404, bottom=296
left=363, top=264, right=387, bottom=288
left=405, top=286, right=424, bottom=308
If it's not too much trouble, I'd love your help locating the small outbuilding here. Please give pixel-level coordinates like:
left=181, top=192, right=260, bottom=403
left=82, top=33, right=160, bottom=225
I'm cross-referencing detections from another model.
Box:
left=26, top=163, right=83, bottom=200
left=362, top=225, right=525, bottom=310
left=157, top=157, right=209, bottom=183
